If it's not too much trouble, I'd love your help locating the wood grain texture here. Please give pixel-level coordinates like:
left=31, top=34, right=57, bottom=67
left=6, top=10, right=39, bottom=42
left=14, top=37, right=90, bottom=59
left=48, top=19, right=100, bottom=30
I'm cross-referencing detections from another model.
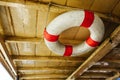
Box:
left=67, top=0, right=94, bottom=9
left=91, top=0, right=119, bottom=13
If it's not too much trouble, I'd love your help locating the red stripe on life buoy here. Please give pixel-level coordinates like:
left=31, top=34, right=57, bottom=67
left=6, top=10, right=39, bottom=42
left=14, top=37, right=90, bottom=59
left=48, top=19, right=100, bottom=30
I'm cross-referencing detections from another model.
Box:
left=86, top=37, right=99, bottom=47
left=64, top=45, right=73, bottom=56
left=44, top=29, right=59, bottom=42
left=81, top=10, right=94, bottom=28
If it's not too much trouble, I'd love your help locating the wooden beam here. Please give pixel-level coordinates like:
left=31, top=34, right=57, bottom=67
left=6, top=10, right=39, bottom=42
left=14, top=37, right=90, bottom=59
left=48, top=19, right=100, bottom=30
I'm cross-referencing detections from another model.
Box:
left=0, top=16, right=4, bottom=35
left=66, top=25, right=120, bottom=80
left=20, top=73, right=110, bottom=80
left=102, top=58, right=120, bottom=64
left=80, top=72, right=112, bottom=78
left=20, top=73, right=110, bottom=79
left=0, top=57, right=15, bottom=79
left=0, top=0, right=119, bottom=24
left=12, top=55, right=86, bottom=62
left=18, top=67, right=76, bottom=72
left=5, top=36, right=83, bottom=44
left=12, top=55, right=120, bottom=64
left=5, top=36, right=42, bottom=43
left=88, top=67, right=120, bottom=72
left=18, top=66, right=120, bottom=74
left=78, top=78, right=105, bottom=80
left=93, top=64, right=120, bottom=68
left=106, top=72, right=120, bottom=80
left=20, top=74, right=68, bottom=79
left=20, top=79, right=65, bottom=80
left=19, top=78, right=105, bottom=80
left=0, top=36, right=17, bottom=76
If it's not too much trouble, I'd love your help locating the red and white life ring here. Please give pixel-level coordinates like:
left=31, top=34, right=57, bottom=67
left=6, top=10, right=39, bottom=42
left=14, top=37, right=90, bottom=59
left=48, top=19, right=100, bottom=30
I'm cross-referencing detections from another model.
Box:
left=44, top=10, right=104, bottom=56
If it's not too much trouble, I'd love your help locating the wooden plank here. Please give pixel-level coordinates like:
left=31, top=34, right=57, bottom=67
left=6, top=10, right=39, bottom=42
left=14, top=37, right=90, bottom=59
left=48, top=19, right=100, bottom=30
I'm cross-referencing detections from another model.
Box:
left=19, top=68, right=73, bottom=74
left=0, top=14, right=4, bottom=35
left=18, top=66, right=76, bottom=71
left=77, top=78, right=105, bottom=80
left=12, top=55, right=120, bottom=63
left=0, top=36, right=17, bottom=76
left=66, top=25, right=120, bottom=80
left=67, top=0, right=94, bottom=9
left=5, top=36, right=41, bottom=43
left=4, top=7, right=15, bottom=35
left=23, top=8, right=36, bottom=37
left=93, top=64, right=120, bottom=69
left=112, top=1, right=120, bottom=17
left=52, top=0, right=66, bottom=5
left=34, top=61, right=48, bottom=67
left=42, top=0, right=66, bottom=5
left=12, top=55, right=86, bottom=62
left=90, top=0, right=119, bottom=13
left=106, top=72, right=120, bottom=80
left=20, top=73, right=110, bottom=79
left=5, top=36, right=86, bottom=44
left=18, top=43, right=35, bottom=56
left=18, top=66, right=119, bottom=73
left=0, top=0, right=119, bottom=24
left=17, top=61, right=35, bottom=67
left=20, top=74, right=68, bottom=79
left=9, top=7, right=25, bottom=36
left=59, top=62, right=81, bottom=67
left=88, top=67, right=119, bottom=72
left=36, top=7, right=48, bottom=38
left=0, top=52, right=16, bottom=79
left=36, top=39, right=51, bottom=56
left=59, top=27, right=89, bottom=46
left=0, top=6, right=13, bottom=35
left=19, top=79, right=65, bottom=80
left=80, top=72, right=111, bottom=78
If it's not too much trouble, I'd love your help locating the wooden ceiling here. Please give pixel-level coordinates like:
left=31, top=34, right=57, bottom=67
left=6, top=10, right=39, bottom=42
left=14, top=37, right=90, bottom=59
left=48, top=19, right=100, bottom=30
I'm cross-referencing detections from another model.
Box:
left=0, top=0, right=120, bottom=80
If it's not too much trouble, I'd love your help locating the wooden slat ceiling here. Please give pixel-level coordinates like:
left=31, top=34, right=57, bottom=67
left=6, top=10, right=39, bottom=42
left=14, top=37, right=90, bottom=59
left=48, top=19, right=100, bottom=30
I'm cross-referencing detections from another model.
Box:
left=0, top=0, right=120, bottom=80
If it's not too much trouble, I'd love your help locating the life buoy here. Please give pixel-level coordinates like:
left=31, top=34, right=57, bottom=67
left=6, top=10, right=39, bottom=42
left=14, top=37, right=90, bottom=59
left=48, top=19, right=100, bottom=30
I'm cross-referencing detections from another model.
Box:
left=44, top=10, right=104, bottom=56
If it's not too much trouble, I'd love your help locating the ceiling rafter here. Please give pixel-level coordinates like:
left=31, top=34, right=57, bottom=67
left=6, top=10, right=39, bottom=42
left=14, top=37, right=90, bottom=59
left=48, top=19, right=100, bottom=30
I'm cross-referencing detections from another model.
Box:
left=17, top=66, right=120, bottom=73
left=20, top=72, right=111, bottom=80
left=0, top=0, right=119, bottom=25
left=20, top=74, right=68, bottom=79
left=18, top=66, right=76, bottom=72
left=66, top=25, right=120, bottom=80
left=12, top=55, right=86, bottom=62
left=12, top=55, right=120, bottom=64
left=0, top=36, right=17, bottom=78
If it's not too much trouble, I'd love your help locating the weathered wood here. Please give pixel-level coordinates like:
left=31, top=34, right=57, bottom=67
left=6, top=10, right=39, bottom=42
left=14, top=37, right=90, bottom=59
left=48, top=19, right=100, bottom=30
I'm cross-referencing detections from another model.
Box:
left=112, top=1, right=120, bottom=17
left=0, top=6, right=13, bottom=35
left=18, top=66, right=76, bottom=71
left=80, top=72, right=112, bottom=78
left=20, top=74, right=68, bottom=79
left=0, top=56, right=15, bottom=79
left=18, top=66, right=120, bottom=73
left=77, top=78, right=105, bottom=80
left=12, top=55, right=86, bottom=62
left=0, top=16, right=4, bottom=35
left=19, top=72, right=111, bottom=80
left=88, top=67, right=119, bottom=72
left=66, top=25, right=120, bottom=80
left=90, top=0, right=119, bottom=13
left=12, top=55, right=120, bottom=64
left=20, top=73, right=110, bottom=79
left=0, top=36, right=17, bottom=76
left=0, top=0, right=119, bottom=24
left=20, top=79, right=65, bottom=80
left=5, top=36, right=82, bottom=44
left=106, top=72, right=120, bottom=80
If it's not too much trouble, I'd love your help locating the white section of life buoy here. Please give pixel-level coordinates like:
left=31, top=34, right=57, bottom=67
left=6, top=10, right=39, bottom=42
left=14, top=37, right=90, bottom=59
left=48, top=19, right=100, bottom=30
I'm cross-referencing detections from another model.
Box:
left=44, top=10, right=104, bottom=56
